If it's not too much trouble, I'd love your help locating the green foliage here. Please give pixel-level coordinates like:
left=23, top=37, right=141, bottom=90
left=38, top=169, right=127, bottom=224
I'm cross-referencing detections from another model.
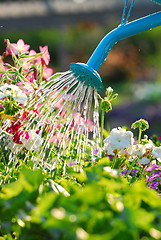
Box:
left=2, top=97, right=22, bottom=116
left=0, top=165, right=161, bottom=239
left=151, top=135, right=161, bottom=147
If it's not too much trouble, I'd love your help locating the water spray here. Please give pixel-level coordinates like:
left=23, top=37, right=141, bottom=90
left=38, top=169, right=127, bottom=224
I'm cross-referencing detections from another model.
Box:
left=29, top=0, right=161, bottom=170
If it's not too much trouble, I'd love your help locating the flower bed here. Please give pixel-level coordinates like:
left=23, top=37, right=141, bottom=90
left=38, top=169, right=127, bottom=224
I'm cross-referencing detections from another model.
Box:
left=0, top=39, right=161, bottom=239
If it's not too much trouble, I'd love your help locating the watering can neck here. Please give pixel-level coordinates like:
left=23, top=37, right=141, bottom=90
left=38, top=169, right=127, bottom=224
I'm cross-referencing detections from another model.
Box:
left=87, top=10, right=161, bottom=72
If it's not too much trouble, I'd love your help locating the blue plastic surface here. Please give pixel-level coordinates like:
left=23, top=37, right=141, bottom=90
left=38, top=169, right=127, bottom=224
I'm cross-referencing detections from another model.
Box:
left=151, top=0, right=161, bottom=5
left=70, top=10, right=161, bottom=90
left=87, top=11, right=161, bottom=71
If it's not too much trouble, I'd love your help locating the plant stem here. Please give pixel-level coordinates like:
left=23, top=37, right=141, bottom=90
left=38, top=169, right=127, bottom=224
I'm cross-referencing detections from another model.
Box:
left=125, top=158, right=136, bottom=179
left=112, top=154, right=117, bottom=169
left=138, top=129, right=142, bottom=144
left=138, top=166, right=144, bottom=181
left=100, top=109, right=105, bottom=149
left=38, top=64, right=44, bottom=87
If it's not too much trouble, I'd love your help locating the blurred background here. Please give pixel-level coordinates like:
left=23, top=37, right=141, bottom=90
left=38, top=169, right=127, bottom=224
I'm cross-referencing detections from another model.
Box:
left=0, top=0, right=161, bottom=136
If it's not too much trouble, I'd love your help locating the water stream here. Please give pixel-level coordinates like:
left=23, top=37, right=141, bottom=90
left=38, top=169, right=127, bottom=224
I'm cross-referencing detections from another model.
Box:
left=0, top=71, right=101, bottom=173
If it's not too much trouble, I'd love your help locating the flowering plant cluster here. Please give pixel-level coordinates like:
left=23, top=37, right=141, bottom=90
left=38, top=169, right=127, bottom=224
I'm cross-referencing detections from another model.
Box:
left=0, top=38, right=161, bottom=240
left=103, top=119, right=161, bottom=194
left=0, top=39, right=97, bottom=176
left=0, top=39, right=53, bottom=158
left=0, top=39, right=161, bottom=196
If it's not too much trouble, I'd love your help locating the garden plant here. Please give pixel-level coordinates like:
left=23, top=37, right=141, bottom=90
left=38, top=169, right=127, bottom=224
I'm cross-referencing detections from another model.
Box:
left=0, top=37, right=160, bottom=240
left=0, top=0, right=161, bottom=239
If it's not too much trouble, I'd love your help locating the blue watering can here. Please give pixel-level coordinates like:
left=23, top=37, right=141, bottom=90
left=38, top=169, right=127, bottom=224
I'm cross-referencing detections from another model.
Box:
left=69, top=0, right=161, bottom=91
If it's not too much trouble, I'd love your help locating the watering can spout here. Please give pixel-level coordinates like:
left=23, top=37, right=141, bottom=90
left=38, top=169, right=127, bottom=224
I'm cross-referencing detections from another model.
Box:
left=87, top=10, right=161, bottom=72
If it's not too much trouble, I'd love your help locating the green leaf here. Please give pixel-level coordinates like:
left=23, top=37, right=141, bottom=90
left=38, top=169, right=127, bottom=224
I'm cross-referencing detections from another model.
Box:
left=1, top=168, right=43, bottom=199
left=19, top=167, right=44, bottom=192
left=97, top=157, right=110, bottom=166
left=102, top=128, right=110, bottom=138
left=72, top=170, right=87, bottom=183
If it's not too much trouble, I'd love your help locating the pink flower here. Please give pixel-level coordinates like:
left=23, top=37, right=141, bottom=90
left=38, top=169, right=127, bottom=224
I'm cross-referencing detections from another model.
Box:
left=86, top=117, right=94, bottom=132
left=23, top=67, right=38, bottom=83
left=22, top=109, right=41, bottom=120
left=28, top=50, right=39, bottom=65
left=71, top=112, right=84, bottom=129
left=22, top=49, right=37, bottom=69
left=37, top=103, right=42, bottom=109
left=6, top=39, right=30, bottom=56
left=39, top=46, right=50, bottom=65
left=71, top=113, right=94, bottom=132
left=6, top=120, right=21, bottom=133
left=43, top=65, right=53, bottom=79
left=57, top=123, right=61, bottom=129
left=17, top=81, right=34, bottom=95
left=55, top=99, right=64, bottom=109
left=50, top=91, right=65, bottom=109
left=5, top=47, right=11, bottom=57
left=25, top=72, right=35, bottom=83
left=47, top=123, right=61, bottom=131
left=29, top=49, right=37, bottom=56
left=50, top=132, right=68, bottom=144
left=13, top=130, right=29, bottom=144
left=25, top=49, right=48, bottom=69
left=0, top=55, right=7, bottom=76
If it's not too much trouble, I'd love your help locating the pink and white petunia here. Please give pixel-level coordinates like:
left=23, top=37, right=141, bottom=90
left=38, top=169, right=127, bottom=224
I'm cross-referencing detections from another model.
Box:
left=17, top=81, right=34, bottom=95
left=39, top=46, right=50, bottom=65
left=6, top=39, right=30, bottom=56
left=43, top=65, right=54, bottom=79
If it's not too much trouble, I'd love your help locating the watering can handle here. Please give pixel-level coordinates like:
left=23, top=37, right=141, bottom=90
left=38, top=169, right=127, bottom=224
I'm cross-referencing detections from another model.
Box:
left=87, top=11, right=161, bottom=72
left=150, top=0, right=161, bottom=5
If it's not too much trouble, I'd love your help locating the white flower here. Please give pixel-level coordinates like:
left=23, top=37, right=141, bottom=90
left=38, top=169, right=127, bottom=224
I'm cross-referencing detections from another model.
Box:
left=134, top=144, right=147, bottom=157
left=128, top=156, right=136, bottom=162
left=104, top=127, right=134, bottom=151
left=103, top=136, right=115, bottom=155
left=104, top=166, right=119, bottom=177
left=127, top=145, right=136, bottom=155
left=144, top=139, right=154, bottom=149
left=138, top=157, right=150, bottom=165
left=152, top=146, right=161, bottom=162
left=8, top=139, right=23, bottom=153
left=128, top=140, right=153, bottom=157
left=21, top=130, right=43, bottom=151
left=0, top=83, right=27, bottom=105
left=0, top=131, right=23, bottom=153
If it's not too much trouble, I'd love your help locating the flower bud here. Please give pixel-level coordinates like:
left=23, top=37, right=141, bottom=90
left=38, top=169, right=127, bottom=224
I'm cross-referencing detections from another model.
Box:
left=131, top=119, right=149, bottom=132
left=102, top=100, right=112, bottom=112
